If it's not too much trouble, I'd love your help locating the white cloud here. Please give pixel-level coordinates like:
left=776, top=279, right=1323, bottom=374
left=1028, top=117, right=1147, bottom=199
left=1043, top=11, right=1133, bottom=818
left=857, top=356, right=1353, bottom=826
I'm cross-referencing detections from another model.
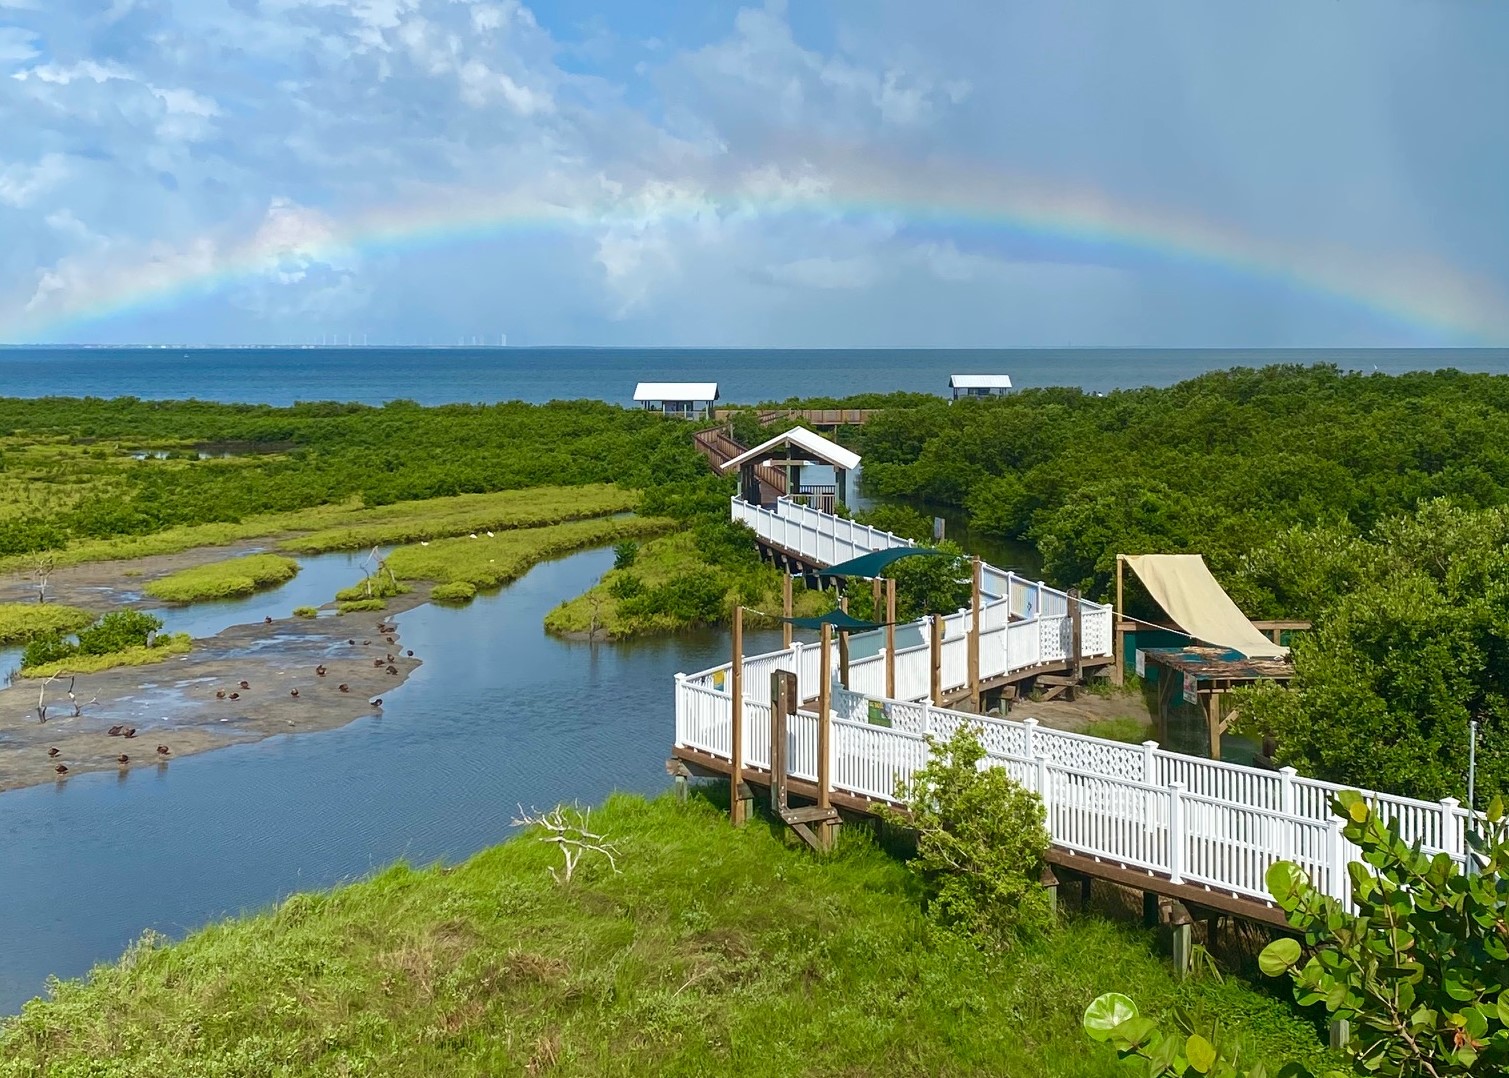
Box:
left=0, top=27, right=39, bottom=63
left=0, top=154, right=69, bottom=208
left=767, top=255, right=878, bottom=290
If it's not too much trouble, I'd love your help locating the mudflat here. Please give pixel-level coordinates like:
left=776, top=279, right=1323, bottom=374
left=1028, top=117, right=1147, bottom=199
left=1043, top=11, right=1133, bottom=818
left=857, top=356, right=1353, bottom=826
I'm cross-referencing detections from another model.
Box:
left=0, top=544, right=427, bottom=792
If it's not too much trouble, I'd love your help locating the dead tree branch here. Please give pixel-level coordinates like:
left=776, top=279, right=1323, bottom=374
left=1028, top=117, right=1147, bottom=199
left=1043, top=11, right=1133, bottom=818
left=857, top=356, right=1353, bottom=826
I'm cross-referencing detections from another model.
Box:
left=511, top=804, right=621, bottom=885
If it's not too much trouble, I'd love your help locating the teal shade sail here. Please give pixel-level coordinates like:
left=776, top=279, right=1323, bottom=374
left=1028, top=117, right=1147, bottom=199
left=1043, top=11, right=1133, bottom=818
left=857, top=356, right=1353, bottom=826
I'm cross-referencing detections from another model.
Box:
left=820, top=546, right=951, bottom=578
left=779, top=610, right=885, bottom=632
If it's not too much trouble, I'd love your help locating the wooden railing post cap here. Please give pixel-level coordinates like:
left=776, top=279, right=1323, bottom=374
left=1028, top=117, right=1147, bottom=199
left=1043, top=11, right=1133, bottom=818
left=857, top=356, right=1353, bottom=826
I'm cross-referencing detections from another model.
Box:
left=675, top=672, right=686, bottom=682
left=1279, top=765, right=1297, bottom=777
left=1022, top=716, right=1039, bottom=728
left=1440, top=796, right=1461, bottom=809
left=1141, top=739, right=1159, bottom=750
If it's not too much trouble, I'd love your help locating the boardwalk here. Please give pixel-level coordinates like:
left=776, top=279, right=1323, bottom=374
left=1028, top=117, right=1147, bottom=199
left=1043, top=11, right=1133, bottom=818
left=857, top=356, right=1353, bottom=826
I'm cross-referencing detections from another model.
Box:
left=671, top=495, right=1472, bottom=923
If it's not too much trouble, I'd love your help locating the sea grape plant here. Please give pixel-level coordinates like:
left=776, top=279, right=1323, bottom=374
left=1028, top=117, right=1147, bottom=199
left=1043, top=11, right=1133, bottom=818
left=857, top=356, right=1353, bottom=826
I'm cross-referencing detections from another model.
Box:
left=1085, top=789, right=1509, bottom=1076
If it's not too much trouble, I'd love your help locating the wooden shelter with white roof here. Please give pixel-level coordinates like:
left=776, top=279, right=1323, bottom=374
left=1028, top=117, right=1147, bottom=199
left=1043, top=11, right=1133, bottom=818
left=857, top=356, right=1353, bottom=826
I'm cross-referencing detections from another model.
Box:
left=949, top=374, right=1013, bottom=401
left=719, top=426, right=860, bottom=513
left=633, top=382, right=719, bottom=419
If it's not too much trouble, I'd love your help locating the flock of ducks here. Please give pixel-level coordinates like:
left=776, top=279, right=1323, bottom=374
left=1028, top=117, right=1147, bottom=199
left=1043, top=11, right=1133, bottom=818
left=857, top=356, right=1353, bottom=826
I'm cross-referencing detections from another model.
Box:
left=47, top=623, right=411, bottom=781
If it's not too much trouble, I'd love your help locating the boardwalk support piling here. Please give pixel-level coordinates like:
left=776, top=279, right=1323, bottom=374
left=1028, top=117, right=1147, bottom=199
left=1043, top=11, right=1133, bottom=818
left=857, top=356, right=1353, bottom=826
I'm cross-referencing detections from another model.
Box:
left=969, top=556, right=982, bottom=710
left=1169, top=901, right=1194, bottom=978
left=1041, top=865, right=1059, bottom=915
left=929, top=614, right=943, bottom=706
left=782, top=575, right=793, bottom=649
left=730, top=606, right=746, bottom=826
left=885, top=578, right=897, bottom=698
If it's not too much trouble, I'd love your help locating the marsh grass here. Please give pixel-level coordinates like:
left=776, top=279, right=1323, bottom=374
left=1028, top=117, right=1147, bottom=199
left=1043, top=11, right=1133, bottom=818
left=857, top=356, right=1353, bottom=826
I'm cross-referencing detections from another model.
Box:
left=0, top=793, right=1328, bottom=1078
left=19, top=634, right=192, bottom=678
left=386, top=516, right=675, bottom=598
left=0, top=485, right=637, bottom=574
left=142, top=554, right=299, bottom=603
left=0, top=603, right=95, bottom=645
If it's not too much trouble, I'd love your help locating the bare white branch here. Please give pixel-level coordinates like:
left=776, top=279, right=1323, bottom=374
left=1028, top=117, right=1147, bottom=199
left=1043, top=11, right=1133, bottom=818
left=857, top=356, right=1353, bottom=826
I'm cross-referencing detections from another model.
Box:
left=511, top=803, right=622, bottom=884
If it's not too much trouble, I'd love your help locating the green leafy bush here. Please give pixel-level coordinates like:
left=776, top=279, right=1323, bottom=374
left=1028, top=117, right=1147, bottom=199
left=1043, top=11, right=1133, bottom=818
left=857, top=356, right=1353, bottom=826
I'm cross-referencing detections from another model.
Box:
left=612, top=540, right=639, bottom=570
left=21, top=632, right=77, bottom=669
left=1085, top=789, right=1509, bottom=1076
left=886, top=724, right=1054, bottom=946
left=76, top=610, right=163, bottom=655
left=607, top=572, right=644, bottom=600
left=1093, top=717, right=1154, bottom=744
left=292, top=606, right=319, bottom=618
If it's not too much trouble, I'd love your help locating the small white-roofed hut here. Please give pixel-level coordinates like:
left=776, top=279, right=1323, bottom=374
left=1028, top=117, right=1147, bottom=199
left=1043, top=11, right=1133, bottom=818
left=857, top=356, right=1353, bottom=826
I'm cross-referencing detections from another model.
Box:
left=720, top=425, right=861, bottom=512
left=634, top=382, right=719, bottom=419
left=949, top=374, right=1013, bottom=401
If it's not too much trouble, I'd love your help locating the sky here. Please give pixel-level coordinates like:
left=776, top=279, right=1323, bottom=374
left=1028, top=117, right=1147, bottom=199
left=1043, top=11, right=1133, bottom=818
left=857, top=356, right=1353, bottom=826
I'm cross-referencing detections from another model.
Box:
left=0, top=0, right=1505, bottom=348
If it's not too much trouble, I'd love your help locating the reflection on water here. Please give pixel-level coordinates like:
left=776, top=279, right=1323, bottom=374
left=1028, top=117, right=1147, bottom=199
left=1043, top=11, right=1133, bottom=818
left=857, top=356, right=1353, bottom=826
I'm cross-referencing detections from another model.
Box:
left=0, top=546, right=783, bottom=1013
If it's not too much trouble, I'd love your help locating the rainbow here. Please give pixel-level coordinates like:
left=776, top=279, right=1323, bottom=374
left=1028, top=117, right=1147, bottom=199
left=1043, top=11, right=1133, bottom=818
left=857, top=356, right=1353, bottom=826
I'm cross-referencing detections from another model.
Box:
left=6, top=168, right=1506, bottom=343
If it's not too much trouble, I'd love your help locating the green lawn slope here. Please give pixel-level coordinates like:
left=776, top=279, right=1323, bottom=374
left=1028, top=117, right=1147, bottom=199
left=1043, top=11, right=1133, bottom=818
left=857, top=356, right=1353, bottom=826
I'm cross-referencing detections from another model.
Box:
left=0, top=793, right=1327, bottom=1078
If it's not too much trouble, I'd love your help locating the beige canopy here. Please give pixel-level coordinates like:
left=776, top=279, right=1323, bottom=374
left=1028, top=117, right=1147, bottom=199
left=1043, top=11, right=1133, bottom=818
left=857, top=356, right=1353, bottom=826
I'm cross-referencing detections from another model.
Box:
left=1122, top=554, right=1288, bottom=659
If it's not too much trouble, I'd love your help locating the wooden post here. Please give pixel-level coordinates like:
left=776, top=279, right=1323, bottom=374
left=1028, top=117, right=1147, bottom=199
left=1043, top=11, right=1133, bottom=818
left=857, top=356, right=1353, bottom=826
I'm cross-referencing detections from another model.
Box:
left=884, top=577, right=897, bottom=699
left=1204, top=691, right=1222, bottom=761
left=1114, top=554, right=1126, bottom=686
left=818, top=623, right=833, bottom=846
left=838, top=596, right=850, bottom=688
left=770, top=670, right=796, bottom=813
left=781, top=575, right=793, bottom=649
left=871, top=576, right=882, bottom=619
left=968, top=556, right=982, bottom=710
left=1068, top=586, right=1083, bottom=689
left=929, top=613, right=943, bottom=706
left=730, top=606, right=746, bottom=825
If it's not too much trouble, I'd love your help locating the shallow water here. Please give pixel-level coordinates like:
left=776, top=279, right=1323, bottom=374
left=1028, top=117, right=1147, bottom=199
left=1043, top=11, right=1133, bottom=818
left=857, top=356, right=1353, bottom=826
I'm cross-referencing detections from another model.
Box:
left=0, top=546, right=782, bottom=1013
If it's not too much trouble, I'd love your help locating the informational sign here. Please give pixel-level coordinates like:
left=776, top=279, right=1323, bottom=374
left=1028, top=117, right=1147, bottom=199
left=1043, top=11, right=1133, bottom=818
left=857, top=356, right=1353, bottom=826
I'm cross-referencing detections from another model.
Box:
left=712, top=669, right=726, bottom=693
left=868, top=700, right=892, bottom=727
left=1183, top=671, right=1199, bottom=706
left=1134, top=649, right=1146, bottom=678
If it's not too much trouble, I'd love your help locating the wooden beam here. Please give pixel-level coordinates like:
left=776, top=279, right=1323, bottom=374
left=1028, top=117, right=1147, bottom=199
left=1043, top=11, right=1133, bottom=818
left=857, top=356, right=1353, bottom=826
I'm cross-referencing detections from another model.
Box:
left=1204, top=691, right=1221, bottom=761
left=885, top=577, right=897, bottom=699
left=730, top=606, right=745, bottom=825
left=1068, top=586, right=1083, bottom=687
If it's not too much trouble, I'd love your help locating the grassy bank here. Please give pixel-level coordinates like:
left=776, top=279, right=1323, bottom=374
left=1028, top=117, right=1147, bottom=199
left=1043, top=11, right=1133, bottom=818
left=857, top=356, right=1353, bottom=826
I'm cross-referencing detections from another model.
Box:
left=383, top=516, right=677, bottom=603
left=278, top=484, right=638, bottom=554
left=0, top=603, right=95, bottom=645
left=142, top=554, right=299, bottom=602
left=0, top=793, right=1326, bottom=1077
left=20, top=634, right=192, bottom=678
left=544, top=531, right=829, bottom=638
left=0, top=485, right=639, bottom=574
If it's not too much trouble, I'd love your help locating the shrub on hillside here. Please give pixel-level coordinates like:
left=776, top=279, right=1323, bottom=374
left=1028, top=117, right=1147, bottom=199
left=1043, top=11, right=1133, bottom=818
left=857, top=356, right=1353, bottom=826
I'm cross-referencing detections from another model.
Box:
left=76, top=610, right=164, bottom=655
left=612, top=541, right=639, bottom=570
left=888, top=725, right=1054, bottom=947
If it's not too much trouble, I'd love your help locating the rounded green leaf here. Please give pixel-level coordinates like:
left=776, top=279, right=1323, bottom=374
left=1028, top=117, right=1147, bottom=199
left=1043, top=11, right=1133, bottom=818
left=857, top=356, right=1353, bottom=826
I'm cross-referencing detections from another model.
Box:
left=1185, top=1033, right=1216, bottom=1073
left=1260, top=937, right=1303, bottom=977
left=1083, top=993, right=1137, bottom=1041
left=1498, top=991, right=1509, bottom=1027
left=1266, top=861, right=1307, bottom=907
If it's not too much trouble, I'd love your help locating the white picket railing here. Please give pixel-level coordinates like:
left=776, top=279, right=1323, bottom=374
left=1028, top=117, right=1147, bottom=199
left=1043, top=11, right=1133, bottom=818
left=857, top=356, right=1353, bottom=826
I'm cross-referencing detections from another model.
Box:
left=674, top=661, right=1469, bottom=909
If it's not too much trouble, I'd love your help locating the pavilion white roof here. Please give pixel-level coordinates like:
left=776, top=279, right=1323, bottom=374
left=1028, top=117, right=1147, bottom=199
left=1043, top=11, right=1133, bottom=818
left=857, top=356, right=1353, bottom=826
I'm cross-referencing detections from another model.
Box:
left=720, top=425, right=861, bottom=473
left=949, top=374, right=1013, bottom=389
left=633, top=382, right=719, bottom=402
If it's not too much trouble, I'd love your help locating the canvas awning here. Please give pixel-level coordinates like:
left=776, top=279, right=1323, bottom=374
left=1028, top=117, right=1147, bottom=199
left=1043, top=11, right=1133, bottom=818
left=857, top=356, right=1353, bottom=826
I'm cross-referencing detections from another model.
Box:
left=780, top=610, right=884, bottom=632
left=1121, top=554, right=1288, bottom=659
left=820, top=547, right=949, bottom=578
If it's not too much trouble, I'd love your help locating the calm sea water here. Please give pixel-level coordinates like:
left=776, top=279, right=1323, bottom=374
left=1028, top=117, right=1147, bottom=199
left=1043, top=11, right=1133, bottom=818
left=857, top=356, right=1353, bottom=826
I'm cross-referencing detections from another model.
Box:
left=3, top=346, right=1508, bottom=405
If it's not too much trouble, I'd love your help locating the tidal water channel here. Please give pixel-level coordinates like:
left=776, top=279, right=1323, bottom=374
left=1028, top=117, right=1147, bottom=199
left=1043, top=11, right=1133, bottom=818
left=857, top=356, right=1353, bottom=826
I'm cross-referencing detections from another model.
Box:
left=0, top=546, right=784, bottom=1014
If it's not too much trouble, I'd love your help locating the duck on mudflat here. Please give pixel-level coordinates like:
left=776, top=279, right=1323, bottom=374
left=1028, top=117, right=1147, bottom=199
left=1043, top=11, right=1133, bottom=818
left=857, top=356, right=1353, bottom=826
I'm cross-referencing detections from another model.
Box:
left=47, top=747, right=59, bottom=758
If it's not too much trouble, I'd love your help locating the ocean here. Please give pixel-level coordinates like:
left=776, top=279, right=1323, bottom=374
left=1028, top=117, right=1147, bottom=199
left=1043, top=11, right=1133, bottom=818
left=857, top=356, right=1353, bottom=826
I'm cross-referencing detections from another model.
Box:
left=3, top=346, right=1509, bottom=405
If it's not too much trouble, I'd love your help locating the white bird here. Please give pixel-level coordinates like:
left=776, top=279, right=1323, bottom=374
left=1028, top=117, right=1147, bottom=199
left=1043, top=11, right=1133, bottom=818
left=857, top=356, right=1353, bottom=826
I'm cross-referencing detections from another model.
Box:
left=469, top=533, right=478, bottom=539
left=486, top=531, right=494, bottom=537
left=420, top=541, right=429, bottom=546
